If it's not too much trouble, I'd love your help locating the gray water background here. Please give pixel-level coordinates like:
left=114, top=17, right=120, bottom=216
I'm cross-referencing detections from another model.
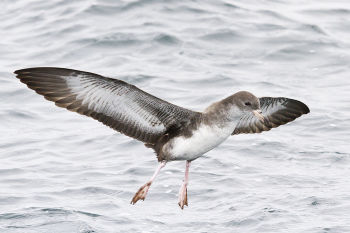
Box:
left=1, top=0, right=350, bottom=232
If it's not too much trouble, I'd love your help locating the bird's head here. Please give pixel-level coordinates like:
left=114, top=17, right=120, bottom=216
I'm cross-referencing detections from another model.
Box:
left=204, top=91, right=265, bottom=123
left=231, top=91, right=264, bottom=121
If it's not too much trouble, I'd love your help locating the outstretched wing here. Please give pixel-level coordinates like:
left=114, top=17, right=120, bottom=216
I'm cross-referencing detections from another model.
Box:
left=15, top=67, right=199, bottom=144
left=232, top=97, right=309, bottom=135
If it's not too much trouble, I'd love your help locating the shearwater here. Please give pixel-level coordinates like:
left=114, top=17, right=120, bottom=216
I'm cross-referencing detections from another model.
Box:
left=14, top=67, right=310, bottom=209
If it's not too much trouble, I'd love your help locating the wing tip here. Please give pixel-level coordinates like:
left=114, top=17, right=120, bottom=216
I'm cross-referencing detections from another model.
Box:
left=14, top=67, right=109, bottom=82
left=14, top=68, right=27, bottom=78
left=14, top=67, right=60, bottom=75
left=14, top=67, right=47, bottom=75
left=302, top=103, right=310, bottom=114
left=289, top=99, right=310, bottom=115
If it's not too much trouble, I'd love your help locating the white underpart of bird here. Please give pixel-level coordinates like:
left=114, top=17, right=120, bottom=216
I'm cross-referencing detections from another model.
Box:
left=166, top=123, right=236, bottom=161
left=14, top=67, right=310, bottom=209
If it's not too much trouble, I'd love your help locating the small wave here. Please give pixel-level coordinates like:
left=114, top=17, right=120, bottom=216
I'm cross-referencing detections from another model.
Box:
left=153, top=33, right=181, bottom=46
left=199, top=29, right=244, bottom=43
left=71, top=33, right=142, bottom=48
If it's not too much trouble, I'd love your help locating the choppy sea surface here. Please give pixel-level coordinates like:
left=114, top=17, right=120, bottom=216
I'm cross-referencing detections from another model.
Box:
left=1, top=0, right=350, bottom=232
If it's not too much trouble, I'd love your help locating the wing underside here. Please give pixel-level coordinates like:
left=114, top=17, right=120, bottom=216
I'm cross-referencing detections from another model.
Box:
left=15, top=67, right=198, bottom=144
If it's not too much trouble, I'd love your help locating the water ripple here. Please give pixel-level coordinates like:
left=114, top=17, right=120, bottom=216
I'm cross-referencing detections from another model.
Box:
left=1, top=0, right=350, bottom=232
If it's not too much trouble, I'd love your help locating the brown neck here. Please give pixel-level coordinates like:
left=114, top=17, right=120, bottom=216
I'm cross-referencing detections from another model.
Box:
left=203, top=98, right=241, bottom=127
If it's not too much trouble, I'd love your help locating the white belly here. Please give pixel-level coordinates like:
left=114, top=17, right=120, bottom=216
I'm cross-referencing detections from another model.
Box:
left=165, top=124, right=234, bottom=161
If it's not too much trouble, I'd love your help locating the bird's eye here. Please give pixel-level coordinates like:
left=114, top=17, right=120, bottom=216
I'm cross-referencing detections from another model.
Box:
left=245, top=102, right=251, bottom=106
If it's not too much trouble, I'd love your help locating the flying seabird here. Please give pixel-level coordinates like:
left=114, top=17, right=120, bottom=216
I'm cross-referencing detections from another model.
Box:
left=14, top=67, right=310, bottom=209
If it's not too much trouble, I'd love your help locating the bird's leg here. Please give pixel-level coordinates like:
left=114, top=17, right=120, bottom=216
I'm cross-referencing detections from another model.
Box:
left=178, top=160, right=191, bottom=209
left=131, top=161, right=166, bottom=204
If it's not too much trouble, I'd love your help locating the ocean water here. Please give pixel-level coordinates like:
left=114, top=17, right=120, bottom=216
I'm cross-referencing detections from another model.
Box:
left=1, top=0, right=350, bottom=232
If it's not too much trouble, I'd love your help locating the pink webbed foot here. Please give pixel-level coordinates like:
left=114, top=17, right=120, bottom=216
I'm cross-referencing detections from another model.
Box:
left=131, top=181, right=152, bottom=204
left=178, top=183, right=188, bottom=209
left=130, top=161, right=166, bottom=205
left=178, top=161, right=191, bottom=209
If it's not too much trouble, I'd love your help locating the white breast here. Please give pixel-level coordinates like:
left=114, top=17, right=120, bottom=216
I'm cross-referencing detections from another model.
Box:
left=165, top=123, right=235, bottom=161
